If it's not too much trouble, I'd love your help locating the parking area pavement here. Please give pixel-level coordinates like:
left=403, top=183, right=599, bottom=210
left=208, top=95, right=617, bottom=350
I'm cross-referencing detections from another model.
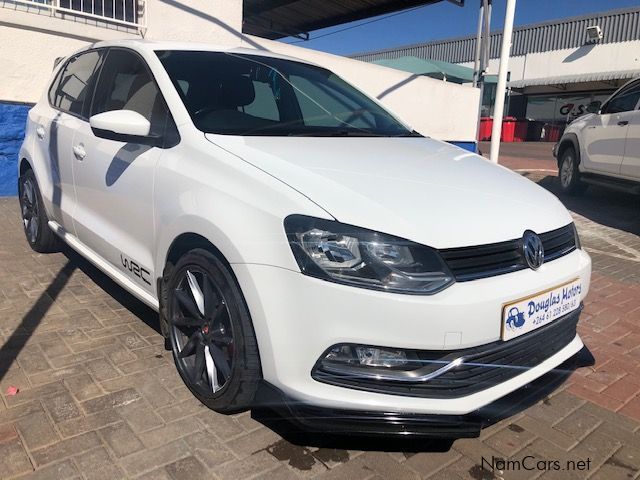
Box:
left=1, top=143, right=640, bottom=480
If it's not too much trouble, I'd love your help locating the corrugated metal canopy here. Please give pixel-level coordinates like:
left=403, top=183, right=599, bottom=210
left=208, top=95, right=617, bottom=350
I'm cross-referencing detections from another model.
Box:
left=243, top=0, right=463, bottom=39
left=509, top=70, right=640, bottom=89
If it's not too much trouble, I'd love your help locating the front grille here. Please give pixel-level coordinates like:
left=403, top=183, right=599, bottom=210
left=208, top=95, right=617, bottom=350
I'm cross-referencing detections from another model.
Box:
left=313, top=305, right=581, bottom=399
left=440, top=223, right=577, bottom=282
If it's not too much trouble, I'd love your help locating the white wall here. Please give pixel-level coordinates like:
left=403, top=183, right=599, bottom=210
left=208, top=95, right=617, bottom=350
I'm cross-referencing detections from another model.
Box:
left=459, top=40, right=640, bottom=81
left=144, top=0, right=242, bottom=43
left=0, top=0, right=243, bottom=103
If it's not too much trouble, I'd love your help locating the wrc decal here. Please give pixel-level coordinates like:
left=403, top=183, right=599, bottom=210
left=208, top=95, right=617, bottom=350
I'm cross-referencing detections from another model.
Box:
left=120, top=254, right=152, bottom=285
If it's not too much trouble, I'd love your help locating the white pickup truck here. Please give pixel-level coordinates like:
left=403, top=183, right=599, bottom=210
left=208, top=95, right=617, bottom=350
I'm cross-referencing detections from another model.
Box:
left=554, top=77, right=640, bottom=195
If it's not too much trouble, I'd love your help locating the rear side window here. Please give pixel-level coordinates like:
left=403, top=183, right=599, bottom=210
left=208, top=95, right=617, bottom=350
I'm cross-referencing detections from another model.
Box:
left=49, top=50, right=102, bottom=117
left=91, top=49, right=173, bottom=137
left=603, top=82, right=640, bottom=114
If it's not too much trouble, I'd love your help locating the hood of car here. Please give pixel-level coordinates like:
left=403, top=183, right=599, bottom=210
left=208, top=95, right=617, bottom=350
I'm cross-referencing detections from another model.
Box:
left=205, top=134, right=573, bottom=249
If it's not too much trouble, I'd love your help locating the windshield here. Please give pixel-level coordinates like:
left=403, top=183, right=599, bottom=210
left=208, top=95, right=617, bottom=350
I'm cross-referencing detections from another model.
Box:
left=156, top=50, right=418, bottom=137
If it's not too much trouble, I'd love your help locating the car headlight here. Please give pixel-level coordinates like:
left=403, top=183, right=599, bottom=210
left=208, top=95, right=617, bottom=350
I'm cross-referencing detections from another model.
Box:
left=284, top=215, right=454, bottom=295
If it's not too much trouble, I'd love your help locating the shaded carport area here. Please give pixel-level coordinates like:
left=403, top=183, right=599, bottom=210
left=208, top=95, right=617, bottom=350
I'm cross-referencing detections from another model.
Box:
left=243, top=0, right=463, bottom=39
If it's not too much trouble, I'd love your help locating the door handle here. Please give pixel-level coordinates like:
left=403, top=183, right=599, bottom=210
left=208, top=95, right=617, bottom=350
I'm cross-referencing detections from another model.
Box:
left=36, top=125, right=46, bottom=140
left=618, top=121, right=629, bottom=126
left=73, top=144, right=86, bottom=161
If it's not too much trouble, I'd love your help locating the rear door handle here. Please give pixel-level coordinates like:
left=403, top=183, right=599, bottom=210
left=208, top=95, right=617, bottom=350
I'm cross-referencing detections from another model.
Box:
left=73, top=144, right=86, bottom=161
left=618, top=121, right=629, bottom=126
left=36, top=125, right=46, bottom=140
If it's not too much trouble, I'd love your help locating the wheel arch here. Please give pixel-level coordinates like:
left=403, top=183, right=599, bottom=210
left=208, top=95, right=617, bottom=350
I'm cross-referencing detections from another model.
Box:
left=164, top=232, right=233, bottom=270
left=557, top=134, right=581, bottom=168
left=19, top=158, right=32, bottom=176
left=157, top=230, right=240, bottom=338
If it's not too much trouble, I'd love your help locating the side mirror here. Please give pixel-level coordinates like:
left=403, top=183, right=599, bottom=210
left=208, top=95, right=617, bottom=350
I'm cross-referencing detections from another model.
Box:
left=90, top=110, right=157, bottom=144
left=586, top=101, right=602, bottom=114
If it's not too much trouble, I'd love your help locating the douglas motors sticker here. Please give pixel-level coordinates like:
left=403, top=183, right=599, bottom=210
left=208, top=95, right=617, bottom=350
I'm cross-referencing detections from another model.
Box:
left=502, top=279, right=582, bottom=340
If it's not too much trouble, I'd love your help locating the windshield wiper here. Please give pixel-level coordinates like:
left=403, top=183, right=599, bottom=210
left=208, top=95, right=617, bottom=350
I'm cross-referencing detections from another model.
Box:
left=288, top=129, right=386, bottom=137
left=393, top=130, right=423, bottom=137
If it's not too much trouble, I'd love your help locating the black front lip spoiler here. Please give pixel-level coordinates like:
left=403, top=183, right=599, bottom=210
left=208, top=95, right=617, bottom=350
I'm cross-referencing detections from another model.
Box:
left=253, top=345, right=594, bottom=438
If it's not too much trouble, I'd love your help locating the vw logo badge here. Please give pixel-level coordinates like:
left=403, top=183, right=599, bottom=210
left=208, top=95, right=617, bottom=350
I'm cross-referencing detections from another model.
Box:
left=522, top=230, right=544, bottom=270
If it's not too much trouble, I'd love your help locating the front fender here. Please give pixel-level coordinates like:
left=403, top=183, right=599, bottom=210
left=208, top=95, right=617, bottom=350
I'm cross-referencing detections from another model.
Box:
left=152, top=137, right=331, bottom=281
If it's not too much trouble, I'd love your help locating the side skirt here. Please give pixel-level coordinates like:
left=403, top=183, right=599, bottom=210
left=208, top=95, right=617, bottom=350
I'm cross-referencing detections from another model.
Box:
left=48, top=221, right=160, bottom=311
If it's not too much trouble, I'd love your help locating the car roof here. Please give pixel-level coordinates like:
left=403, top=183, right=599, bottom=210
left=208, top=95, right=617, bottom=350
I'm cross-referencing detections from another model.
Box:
left=89, top=39, right=316, bottom=66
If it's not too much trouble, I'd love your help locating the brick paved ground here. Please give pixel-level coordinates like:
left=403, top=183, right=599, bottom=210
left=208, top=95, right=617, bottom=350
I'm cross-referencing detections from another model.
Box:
left=1, top=143, right=639, bottom=479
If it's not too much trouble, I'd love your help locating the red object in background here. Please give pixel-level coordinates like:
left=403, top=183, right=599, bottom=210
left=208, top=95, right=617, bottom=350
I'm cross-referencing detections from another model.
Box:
left=513, top=120, right=529, bottom=142
left=478, top=117, right=493, bottom=141
left=6, top=386, right=19, bottom=396
left=501, top=117, right=516, bottom=142
left=542, top=123, right=563, bottom=142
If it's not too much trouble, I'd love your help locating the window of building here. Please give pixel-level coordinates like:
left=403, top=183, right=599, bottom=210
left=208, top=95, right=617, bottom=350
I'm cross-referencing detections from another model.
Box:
left=58, top=0, right=138, bottom=23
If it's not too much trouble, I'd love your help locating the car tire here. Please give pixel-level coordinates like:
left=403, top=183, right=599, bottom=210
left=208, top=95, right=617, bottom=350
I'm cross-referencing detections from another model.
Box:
left=165, top=248, right=261, bottom=413
left=18, top=168, right=60, bottom=253
left=558, top=147, right=587, bottom=196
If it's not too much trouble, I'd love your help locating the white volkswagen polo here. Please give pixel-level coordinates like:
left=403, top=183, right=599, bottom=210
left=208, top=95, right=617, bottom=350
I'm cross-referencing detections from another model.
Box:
left=18, top=40, right=591, bottom=437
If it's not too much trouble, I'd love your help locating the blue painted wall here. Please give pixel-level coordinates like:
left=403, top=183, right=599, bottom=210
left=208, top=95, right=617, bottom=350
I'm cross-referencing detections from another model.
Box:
left=448, top=141, right=478, bottom=153
left=0, top=102, right=31, bottom=196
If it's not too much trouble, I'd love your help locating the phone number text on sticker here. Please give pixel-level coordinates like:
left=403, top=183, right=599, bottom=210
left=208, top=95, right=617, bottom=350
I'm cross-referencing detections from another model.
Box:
left=502, top=279, right=582, bottom=341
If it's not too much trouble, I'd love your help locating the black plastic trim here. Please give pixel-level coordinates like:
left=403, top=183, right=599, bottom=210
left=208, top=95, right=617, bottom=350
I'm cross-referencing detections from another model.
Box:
left=440, top=223, right=577, bottom=282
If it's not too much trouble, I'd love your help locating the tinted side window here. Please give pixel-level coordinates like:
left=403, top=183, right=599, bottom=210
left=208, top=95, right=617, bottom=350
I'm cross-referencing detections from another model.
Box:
left=604, top=83, right=640, bottom=114
left=50, top=51, right=102, bottom=117
left=91, top=49, right=172, bottom=137
left=48, top=67, right=65, bottom=107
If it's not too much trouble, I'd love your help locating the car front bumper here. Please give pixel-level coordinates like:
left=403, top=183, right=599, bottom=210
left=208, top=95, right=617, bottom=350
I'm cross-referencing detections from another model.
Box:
left=233, top=248, right=591, bottom=416
left=254, top=345, right=594, bottom=438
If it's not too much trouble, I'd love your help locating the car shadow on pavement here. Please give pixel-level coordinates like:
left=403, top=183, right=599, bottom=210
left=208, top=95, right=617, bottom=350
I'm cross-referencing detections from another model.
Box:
left=536, top=175, right=640, bottom=236
left=60, top=245, right=162, bottom=336
left=0, top=261, right=76, bottom=383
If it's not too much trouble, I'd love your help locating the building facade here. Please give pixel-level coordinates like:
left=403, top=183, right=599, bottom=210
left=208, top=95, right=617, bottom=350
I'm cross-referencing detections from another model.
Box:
left=353, top=7, right=640, bottom=142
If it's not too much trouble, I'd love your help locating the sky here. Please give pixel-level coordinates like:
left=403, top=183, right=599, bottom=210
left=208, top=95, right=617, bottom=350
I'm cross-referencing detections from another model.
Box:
left=279, top=0, right=640, bottom=56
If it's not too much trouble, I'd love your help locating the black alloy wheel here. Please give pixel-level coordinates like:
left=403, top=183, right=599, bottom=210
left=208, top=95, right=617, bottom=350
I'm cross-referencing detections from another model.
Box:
left=166, top=249, right=260, bottom=412
left=20, top=173, right=40, bottom=245
left=18, top=169, right=59, bottom=253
